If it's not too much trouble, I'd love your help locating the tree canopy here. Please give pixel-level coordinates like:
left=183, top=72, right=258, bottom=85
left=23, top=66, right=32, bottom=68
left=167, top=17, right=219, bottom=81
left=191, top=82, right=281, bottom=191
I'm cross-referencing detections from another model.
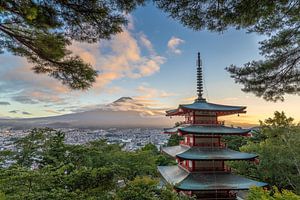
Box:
left=0, top=128, right=181, bottom=199
left=247, top=187, right=300, bottom=200
left=0, top=0, right=145, bottom=90
left=228, top=111, right=300, bottom=194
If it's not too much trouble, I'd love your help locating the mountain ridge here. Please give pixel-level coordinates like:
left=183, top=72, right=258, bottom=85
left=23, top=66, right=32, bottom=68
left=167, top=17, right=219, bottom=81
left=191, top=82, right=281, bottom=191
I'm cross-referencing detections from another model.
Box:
left=0, top=97, right=175, bottom=129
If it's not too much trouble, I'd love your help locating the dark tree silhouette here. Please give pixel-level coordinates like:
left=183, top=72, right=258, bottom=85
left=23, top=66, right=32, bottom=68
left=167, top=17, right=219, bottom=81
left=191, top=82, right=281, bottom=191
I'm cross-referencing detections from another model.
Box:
left=0, top=0, right=145, bottom=89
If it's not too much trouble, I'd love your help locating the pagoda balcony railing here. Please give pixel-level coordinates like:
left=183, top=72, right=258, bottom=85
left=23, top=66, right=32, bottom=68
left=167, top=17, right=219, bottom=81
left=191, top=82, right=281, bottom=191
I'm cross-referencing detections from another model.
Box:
left=178, top=162, right=232, bottom=172
left=193, top=167, right=224, bottom=171
left=178, top=120, right=225, bottom=125
left=180, top=141, right=225, bottom=148
left=193, top=143, right=222, bottom=147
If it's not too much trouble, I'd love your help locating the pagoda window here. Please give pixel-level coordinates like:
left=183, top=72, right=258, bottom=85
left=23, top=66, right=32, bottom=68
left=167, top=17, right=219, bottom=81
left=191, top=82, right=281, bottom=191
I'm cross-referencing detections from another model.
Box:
left=195, top=111, right=216, bottom=116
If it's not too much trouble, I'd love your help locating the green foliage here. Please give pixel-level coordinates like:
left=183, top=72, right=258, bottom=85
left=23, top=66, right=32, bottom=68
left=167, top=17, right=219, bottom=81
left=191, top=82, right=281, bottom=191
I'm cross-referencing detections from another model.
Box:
left=116, top=176, right=194, bottom=200
left=116, top=176, right=159, bottom=200
left=167, top=134, right=183, bottom=146
left=154, top=0, right=300, bottom=101
left=0, top=0, right=146, bottom=89
left=12, top=128, right=66, bottom=167
left=141, top=143, right=159, bottom=155
left=0, top=128, right=185, bottom=199
left=248, top=187, right=300, bottom=200
left=229, top=112, right=300, bottom=194
left=221, top=135, right=248, bottom=151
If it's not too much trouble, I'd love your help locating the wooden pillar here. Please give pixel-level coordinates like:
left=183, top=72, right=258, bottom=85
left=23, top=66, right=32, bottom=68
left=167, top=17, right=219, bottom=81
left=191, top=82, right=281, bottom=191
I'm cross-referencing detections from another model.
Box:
left=192, top=160, right=195, bottom=171
left=193, top=135, right=195, bottom=146
left=193, top=111, right=195, bottom=124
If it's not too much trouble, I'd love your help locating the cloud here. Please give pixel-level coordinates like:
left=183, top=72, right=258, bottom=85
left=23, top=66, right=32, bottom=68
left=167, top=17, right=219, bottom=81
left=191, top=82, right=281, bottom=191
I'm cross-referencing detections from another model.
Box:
left=135, top=86, right=174, bottom=99
left=222, top=97, right=239, bottom=101
left=139, top=33, right=155, bottom=54
left=70, top=95, right=170, bottom=117
left=109, top=97, right=170, bottom=116
left=12, top=96, right=39, bottom=104
left=2, top=57, right=70, bottom=94
left=71, top=28, right=165, bottom=89
left=9, top=110, right=18, bottom=114
left=8, top=110, right=32, bottom=115
left=0, top=56, right=70, bottom=108
left=0, top=15, right=166, bottom=116
left=28, top=91, right=65, bottom=103
left=167, top=36, right=185, bottom=54
left=180, top=96, right=197, bottom=103
left=0, top=102, right=10, bottom=105
left=101, top=86, right=123, bottom=94
left=44, top=109, right=61, bottom=114
left=126, top=14, right=135, bottom=31
left=22, top=111, right=31, bottom=115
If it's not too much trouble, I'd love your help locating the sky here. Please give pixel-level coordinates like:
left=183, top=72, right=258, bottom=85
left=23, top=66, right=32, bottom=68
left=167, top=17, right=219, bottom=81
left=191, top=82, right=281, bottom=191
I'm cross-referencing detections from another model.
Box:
left=1, top=4, right=300, bottom=125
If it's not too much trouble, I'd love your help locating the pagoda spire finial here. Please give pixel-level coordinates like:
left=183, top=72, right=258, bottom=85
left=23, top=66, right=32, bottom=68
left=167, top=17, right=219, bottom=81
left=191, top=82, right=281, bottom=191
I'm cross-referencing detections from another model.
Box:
left=196, top=52, right=205, bottom=102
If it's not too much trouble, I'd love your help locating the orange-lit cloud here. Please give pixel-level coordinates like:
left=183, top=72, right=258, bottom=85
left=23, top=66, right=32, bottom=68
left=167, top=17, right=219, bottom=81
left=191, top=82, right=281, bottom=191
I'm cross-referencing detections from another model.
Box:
left=135, top=85, right=174, bottom=99
left=70, top=28, right=165, bottom=90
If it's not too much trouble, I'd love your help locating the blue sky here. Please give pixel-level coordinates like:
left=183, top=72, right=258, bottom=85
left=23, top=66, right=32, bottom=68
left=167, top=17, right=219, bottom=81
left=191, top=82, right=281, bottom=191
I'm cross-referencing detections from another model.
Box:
left=0, top=4, right=299, bottom=125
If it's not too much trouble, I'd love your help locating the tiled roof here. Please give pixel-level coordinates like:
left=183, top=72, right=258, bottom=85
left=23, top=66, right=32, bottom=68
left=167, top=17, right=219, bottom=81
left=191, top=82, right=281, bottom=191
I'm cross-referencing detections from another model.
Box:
left=166, top=100, right=246, bottom=116
left=164, top=125, right=250, bottom=135
left=158, top=165, right=268, bottom=191
left=162, top=146, right=257, bottom=161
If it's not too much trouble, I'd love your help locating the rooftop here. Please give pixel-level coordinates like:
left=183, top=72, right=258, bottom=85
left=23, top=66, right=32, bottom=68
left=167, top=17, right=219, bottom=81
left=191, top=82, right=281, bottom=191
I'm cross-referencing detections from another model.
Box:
left=162, top=145, right=257, bottom=161
left=166, top=100, right=246, bottom=116
left=164, top=125, right=250, bottom=135
left=158, top=165, right=268, bottom=191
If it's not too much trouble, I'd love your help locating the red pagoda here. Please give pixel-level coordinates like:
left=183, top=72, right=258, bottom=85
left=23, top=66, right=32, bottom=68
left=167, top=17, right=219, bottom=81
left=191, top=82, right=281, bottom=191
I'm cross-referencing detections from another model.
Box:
left=158, top=53, right=267, bottom=200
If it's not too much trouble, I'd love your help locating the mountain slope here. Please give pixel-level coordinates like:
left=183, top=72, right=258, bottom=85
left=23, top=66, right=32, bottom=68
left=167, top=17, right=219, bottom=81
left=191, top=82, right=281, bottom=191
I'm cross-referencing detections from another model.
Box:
left=0, top=97, right=177, bottom=129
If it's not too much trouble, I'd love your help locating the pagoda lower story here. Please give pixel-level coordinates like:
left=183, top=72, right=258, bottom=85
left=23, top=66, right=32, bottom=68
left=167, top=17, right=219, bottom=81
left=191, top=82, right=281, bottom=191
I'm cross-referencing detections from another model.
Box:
left=158, top=166, right=265, bottom=199
left=159, top=126, right=267, bottom=199
left=158, top=53, right=267, bottom=200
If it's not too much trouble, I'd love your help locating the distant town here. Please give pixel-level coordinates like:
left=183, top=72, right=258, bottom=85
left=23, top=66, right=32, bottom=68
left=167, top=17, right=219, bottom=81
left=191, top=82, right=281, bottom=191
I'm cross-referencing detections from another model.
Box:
left=0, top=127, right=170, bottom=152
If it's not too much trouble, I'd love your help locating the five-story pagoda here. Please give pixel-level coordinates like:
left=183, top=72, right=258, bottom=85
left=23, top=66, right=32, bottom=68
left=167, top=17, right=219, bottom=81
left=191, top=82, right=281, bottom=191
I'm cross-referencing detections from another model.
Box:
left=158, top=53, right=267, bottom=200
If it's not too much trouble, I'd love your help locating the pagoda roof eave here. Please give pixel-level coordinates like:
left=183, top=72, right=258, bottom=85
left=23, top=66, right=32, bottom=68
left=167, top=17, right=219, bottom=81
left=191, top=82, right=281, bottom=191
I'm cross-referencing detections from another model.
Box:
left=164, top=125, right=251, bottom=135
left=162, top=146, right=258, bottom=161
left=158, top=165, right=268, bottom=191
left=166, top=100, right=246, bottom=116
